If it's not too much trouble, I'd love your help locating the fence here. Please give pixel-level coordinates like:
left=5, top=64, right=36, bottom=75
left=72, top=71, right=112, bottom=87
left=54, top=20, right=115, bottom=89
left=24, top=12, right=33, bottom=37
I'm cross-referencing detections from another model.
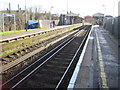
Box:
left=103, top=16, right=119, bottom=39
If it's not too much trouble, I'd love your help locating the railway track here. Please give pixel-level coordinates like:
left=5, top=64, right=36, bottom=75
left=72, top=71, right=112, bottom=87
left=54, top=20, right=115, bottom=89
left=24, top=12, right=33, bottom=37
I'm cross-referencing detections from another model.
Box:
left=1, top=25, right=84, bottom=82
left=1, top=25, right=91, bottom=89
left=1, top=26, right=75, bottom=64
left=0, top=27, right=82, bottom=79
left=1, top=25, right=82, bottom=75
left=1, top=24, right=82, bottom=70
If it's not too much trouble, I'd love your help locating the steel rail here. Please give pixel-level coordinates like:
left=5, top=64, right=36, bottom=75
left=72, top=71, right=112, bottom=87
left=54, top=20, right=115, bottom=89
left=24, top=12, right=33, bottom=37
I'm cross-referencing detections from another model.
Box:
left=10, top=26, right=86, bottom=89
left=1, top=26, right=86, bottom=89
left=55, top=26, right=91, bottom=89
left=1, top=26, right=79, bottom=73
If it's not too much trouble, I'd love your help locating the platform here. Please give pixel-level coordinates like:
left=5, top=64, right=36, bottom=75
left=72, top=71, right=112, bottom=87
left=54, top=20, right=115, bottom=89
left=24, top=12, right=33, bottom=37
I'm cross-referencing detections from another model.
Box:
left=0, top=24, right=80, bottom=42
left=68, top=25, right=119, bottom=88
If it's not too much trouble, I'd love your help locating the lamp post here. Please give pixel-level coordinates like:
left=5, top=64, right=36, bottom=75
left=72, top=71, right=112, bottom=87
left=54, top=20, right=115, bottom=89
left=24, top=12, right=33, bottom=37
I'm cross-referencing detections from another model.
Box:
left=2, top=14, right=4, bottom=32
left=67, top=0, right=68, bottom=14
left=25, top=0, right=28, bottom=31
left=102, top=5, right=106, bottom=15
left=50, top=6, right=53, bottom=28
left=113, top=0, right=115, bottom=17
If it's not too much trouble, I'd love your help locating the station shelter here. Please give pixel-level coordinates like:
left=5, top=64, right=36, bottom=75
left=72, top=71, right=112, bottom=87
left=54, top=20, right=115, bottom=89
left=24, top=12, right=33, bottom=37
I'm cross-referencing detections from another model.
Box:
left=93, top=13, right=104, bottom=25
left=59, top=12, right=82, bottom=25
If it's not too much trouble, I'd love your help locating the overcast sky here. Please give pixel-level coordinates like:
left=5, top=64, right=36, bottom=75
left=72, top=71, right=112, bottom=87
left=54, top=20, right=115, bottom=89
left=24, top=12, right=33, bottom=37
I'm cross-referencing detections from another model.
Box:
left=0, top=0, right=119, bottom=17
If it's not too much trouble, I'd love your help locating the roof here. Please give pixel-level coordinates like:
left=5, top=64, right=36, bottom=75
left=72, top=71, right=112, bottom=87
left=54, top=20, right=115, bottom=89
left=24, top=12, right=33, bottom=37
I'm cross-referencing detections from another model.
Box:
left=28, top=20, right=38, bottom=25
left=104, top=15, right=113, bottom=17
left=93, top=13, right=104, bottom=17
left=66, top=12, right=78, bottom=17
left=84, top=16, right=92, bottom=18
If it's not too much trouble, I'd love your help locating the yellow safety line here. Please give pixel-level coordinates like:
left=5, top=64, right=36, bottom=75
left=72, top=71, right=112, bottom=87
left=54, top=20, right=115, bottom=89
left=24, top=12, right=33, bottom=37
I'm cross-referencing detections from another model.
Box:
left=96, top=29, right=108, bottom=88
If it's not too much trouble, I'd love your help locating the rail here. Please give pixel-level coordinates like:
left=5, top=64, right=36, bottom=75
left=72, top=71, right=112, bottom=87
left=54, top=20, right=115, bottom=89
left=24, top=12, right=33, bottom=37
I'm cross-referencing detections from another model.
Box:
left=1, top=25, right=91, bottom=89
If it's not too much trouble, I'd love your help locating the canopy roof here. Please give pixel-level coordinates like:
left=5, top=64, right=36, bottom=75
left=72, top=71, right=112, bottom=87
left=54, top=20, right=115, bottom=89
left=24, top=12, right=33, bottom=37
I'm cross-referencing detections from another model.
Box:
left=93, top=13, right=104, bottom=17
left=28, top=20, right=38, bottom=25
left=66, top=12, right=79, bottom=17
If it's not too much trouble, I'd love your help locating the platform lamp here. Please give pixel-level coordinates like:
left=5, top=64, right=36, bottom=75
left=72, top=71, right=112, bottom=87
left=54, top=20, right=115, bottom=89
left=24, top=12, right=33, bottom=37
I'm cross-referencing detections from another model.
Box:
left=50, top=6, right=53, bottom=28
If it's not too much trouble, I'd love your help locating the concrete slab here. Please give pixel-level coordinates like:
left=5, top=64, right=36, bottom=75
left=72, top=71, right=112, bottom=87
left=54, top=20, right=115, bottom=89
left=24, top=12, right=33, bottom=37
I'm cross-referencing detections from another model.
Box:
left=68, top=25, right=119, bottom=89
left=96, top=26, right=118, bottom=88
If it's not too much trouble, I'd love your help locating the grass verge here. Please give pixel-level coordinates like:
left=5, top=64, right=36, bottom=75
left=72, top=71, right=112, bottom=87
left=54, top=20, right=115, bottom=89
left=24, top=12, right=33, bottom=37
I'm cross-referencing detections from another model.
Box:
left=0, top=28, right=40, bottom=36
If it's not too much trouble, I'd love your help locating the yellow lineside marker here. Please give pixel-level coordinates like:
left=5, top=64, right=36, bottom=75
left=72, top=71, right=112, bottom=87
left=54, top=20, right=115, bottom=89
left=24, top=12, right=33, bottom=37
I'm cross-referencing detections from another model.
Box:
left=96, top=29, right=108, bottom=88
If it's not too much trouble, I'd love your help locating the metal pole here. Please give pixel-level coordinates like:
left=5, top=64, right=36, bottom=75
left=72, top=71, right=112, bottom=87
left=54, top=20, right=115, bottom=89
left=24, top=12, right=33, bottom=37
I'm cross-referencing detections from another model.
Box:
left=26, top=0, right=27, bottom=24
left=2, top=14, right=4, bottom=32
left=50, top=6, right=53, bottom=28
left=14, top=14, right=16, bottom=31
left=67, top=0, right=68, bottom=13
left=113, top=0, right=115, bottom=16
left=50, top=9, right=51, bottom=28
left=25, top=0, right=27, bottom=31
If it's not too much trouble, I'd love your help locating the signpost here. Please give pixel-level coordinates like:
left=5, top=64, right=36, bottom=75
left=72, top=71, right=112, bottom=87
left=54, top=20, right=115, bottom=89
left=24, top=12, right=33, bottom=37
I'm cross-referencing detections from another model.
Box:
left=2, top=13, right=16, bottom=32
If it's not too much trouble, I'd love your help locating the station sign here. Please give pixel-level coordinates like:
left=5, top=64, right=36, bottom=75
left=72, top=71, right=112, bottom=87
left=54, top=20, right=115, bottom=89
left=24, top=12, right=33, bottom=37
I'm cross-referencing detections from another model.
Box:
left=2, top=13, right=15, bottom=17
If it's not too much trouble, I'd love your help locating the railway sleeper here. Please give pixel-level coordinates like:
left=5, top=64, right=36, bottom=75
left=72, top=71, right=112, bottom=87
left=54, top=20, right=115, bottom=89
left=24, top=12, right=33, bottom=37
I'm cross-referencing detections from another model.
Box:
left=3, top=29, right=70, bottom=60
left=8, top=55, right=17, bottom=60
left=2, top=57, right=12, bottom=63
left=1, top=26, right=82, bottom=82
left=50, top=58, right=70, bottom=63
left=2, top=61, right=8, bottom=65
left=46, top=65, right=66, bottom=70
left=52, top=57, right=72, bottom=60
left=37, top=70, right=64, bottom=79
left=31, top=75, right=63, bottom=88
left=26, top=80, right=56, bottom=88
left=55, top=55, right=74, bottom=59
left=19, top=51, right=26, bottom=56
left=15, top=52, right=22, bottom=57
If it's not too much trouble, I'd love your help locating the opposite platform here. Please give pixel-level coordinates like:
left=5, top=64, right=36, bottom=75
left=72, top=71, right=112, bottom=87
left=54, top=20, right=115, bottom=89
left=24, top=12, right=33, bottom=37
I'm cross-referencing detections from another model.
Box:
left=0, top=24, right=80, bottom=42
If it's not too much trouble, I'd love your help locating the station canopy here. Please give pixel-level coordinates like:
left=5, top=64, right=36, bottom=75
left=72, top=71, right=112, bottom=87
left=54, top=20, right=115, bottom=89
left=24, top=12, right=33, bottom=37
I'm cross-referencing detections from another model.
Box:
left=93, top=13, right=104, bottom=18
left=66, top=12, right=79, bottom=17
left=28, top=20, right=39, bottom=25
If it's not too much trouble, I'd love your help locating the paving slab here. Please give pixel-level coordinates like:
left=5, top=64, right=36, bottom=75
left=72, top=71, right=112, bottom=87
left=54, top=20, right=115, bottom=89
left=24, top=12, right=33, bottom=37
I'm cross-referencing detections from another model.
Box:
left=68, top=25, right=119, bottom=89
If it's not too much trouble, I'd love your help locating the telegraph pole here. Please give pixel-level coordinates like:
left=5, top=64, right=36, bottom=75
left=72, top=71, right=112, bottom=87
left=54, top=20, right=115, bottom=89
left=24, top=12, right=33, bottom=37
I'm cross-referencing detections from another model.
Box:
left=67, top=0, right=68, bottom=14
left=8, top=3, right=11, bottom=13
left=2, top=14, right=4, bottom=32
left=25, top=0, right=28, bottom=31
left=113, top=0, right=115, bottom=17
left=8, top=3, right=11, bottom=31
left=8, top=3, right=11, bottom=22
left=18, top=4, right=21, bottom=30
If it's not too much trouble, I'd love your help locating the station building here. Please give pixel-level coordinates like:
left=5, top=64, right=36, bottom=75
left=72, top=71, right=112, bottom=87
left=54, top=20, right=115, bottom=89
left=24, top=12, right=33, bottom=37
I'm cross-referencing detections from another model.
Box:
left=93, top=13, right=104, bottom=25
left=59, top=12, right=83, bottom=25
